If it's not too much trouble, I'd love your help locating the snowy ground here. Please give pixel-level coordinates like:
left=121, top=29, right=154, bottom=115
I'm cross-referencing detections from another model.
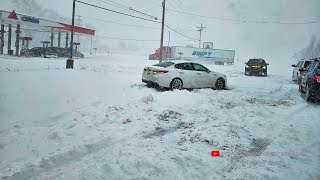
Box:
left=0, top=54, right=319, bottom=180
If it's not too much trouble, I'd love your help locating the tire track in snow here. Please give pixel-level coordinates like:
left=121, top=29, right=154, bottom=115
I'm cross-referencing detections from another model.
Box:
left=2, top=137, right=125, bottom=180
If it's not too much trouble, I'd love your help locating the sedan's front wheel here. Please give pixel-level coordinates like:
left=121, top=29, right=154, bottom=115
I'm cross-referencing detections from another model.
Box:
left=305, top=84, right=315, bottom=102
left=170, top=78, right=183, bottom=90
left=215, top=78, right=225, bottom=90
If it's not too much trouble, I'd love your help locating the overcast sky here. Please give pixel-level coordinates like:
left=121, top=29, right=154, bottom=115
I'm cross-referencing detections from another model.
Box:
left=2, top=0, right=320, bottom=62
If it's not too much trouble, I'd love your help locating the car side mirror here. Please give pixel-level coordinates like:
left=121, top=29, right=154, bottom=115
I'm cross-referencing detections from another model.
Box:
left=291, top=64, right=297, bottom=67
left=245, top=62, right=247, bottom=65
left=266, top=63, right=269, bottom=66
left=206, top=70, right=211, bottom=73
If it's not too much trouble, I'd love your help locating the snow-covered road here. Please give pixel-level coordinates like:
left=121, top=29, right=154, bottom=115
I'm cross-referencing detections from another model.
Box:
left=0, top=54, right=319, bottom=179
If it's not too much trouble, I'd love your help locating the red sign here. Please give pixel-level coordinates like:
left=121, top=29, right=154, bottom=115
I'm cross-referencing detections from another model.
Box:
left=211, top=150, right=220, bottom=157
left=8, top=10, right=18, bottom=20
left=48, top=23, right=95, bottom=36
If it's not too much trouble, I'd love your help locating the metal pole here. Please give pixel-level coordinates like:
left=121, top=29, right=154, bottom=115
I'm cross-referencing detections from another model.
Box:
left=67, top=0, right=76, bottom=69
left=0, top=24, right=4, bottom=54
left=167, top=31, right=170, bottom=58
left=197, top=23, right=206, bottom=48
left=77, top=15, right=81, bottom=51
left=90, top=35, right=93, bottom=54
left=199, top=30, right=202, bottom=48
left=50, top=28, right=54, bottom=47
left=159, top=0, right=166, bottom=62
left=65, top=32, right=69, bottom=48
left=8, top=24, right=12, bottom=55
left=15, top=24, right=20, bottom=56
left=58, top=31, right=61, bottom=48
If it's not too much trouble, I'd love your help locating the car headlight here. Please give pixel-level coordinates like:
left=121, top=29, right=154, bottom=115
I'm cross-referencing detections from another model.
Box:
left=245, top=65, right=249, bottom=68
left=262, top=66, right=266, bottom=69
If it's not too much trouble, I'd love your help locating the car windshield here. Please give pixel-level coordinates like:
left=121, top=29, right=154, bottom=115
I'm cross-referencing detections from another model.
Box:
left=153, top=61, right=174, bottom=67
left=304, top=61, right=312, bottom=68
left=248, top=59, right=265, bottom=64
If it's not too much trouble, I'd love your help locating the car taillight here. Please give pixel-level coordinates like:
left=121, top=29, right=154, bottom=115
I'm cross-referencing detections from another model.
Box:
left=153, top=70, right=169, bottom=74
left=314, top=74, right=320, bottom=83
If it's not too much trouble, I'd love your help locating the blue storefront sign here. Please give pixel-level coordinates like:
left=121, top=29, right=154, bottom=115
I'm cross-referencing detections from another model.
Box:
left=21, top=16, right=40, bottom=24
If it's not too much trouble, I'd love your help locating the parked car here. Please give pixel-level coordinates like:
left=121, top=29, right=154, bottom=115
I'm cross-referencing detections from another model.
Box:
left=142, top=61, right=227, bottom=90
left=28, top=47, right=84, bottom=58
left=291, top=59, right=313, bottom=83
left=245, top=58, right=269, bottom=76
left=299, top=59, right=320, bottom=102
left=28, top=47, right=48, bottom=57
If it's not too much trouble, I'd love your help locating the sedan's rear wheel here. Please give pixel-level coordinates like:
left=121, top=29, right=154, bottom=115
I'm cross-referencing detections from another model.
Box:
left=170, top=78, right=183, bottom=90
left=215, top=78, right=225, bottom=90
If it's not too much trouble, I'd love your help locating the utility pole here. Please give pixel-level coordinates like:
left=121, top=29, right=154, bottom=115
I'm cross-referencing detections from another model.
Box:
left=76, top=15, right=81, bottom=51
left=90, top=35, right=93, bottom=54
left=66, top=0, right=76, bottom=69
left=197, top=23, right=206, bottom=48
left=159, top=0, right=166, bottom=62
left=167, top=31, right=170, bottom=48
left=167, top=31, right=170, bottom=58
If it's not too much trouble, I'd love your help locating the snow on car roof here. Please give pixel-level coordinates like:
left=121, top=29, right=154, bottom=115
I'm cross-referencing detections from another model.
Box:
left=167, top=60, right=196, bottom=64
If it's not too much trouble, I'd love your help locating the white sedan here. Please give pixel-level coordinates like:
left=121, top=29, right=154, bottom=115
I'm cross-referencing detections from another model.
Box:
left=142, top=61, right=227, bottom=90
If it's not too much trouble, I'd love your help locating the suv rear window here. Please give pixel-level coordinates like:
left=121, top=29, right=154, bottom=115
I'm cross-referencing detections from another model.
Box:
left=153, top=62, right=174, bottom=67
left=248, top=59, right=266, bottom=64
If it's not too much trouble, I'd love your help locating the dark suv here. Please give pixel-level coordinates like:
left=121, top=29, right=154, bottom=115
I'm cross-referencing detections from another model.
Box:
left=299, top=58, right=320, bottom=102
left=245, top=58, right=269, bottom=76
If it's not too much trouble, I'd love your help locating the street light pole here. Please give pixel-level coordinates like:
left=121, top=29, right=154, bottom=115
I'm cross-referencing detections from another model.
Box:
left=66, top=0, right=76, bottom=69
left=159, top=0, right=166, bottom=62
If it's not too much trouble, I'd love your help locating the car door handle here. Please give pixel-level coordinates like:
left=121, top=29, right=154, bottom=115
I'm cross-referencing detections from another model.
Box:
left=197, top=73, right=201, bottom=75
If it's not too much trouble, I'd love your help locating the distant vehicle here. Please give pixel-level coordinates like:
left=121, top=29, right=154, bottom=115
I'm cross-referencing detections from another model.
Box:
left=245, top=58, right=269, bottom=76
left=170, top=46, right=235, bottom=64
left=148, top=46, right=235, bottom=65
left=149, top=47, right=171, bottom=60
left=142, top=61, right=227, bottom=90
left=291, top=59, right=313, bottom=83
left=299, top=59, right=320, bottom=102
left=28, top=47, right=84, bottom=58
left=28, top=47, right=48, bottom=57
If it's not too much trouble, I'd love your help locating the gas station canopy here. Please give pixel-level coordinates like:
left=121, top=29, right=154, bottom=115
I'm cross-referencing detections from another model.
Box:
left=0, top=10, right=95, bottom=35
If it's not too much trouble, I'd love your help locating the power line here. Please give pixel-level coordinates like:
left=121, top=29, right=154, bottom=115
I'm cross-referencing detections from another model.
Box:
left=76, top=0, right=161, bottom=23
left=77, top=1, right=197, bottom=43
left=80, top=16, right=197, bottom=41
left=166, top=8, right=319, bottom=24
left=80, top=16, right=160, bottom=29
left=165, top=24, right=197, bottom=41
left=94, top=0, right=129, bottom=10
left=129, top=7, right=159, bottom=20
left=95, top=35, right=194, bottom=42
left=96, top=35, right=159, bottom=41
